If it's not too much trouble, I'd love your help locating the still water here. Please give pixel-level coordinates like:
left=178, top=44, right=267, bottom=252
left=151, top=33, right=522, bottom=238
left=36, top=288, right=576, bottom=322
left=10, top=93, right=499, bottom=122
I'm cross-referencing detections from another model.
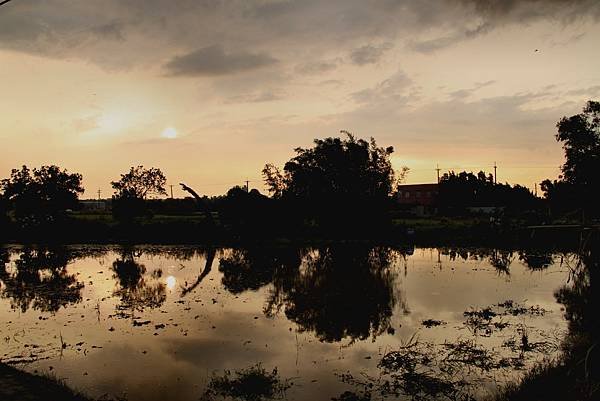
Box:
left=0, top=245, right=570, bottom=400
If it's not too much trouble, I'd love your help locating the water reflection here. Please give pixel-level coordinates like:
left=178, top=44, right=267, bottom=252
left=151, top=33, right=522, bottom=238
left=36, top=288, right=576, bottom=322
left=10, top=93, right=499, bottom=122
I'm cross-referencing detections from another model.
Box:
left=439, top=247, right=554, bottom=275
left=218, top=247, right=301, bottom=294
left=0, top=244, right=576, bottom=401
left=0, top=247, right=85, bottom=313
left=518, top=251, right=554, bottom=271
left=216, top=246, right=403, bottom=342
left=111, top=249, right=166, bottom=316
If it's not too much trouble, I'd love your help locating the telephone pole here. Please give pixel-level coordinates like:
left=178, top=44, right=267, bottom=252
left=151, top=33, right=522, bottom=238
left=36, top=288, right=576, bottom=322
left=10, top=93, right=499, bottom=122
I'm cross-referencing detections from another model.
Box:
left=245, top=180, right=250, bottom=193
left=169, top=184, right=174, bottom=199
left=436, top=164, right=441, bottom=183
left=97, top=189, right=101, bottom=201
left=493, top=162, right=497, bottom=184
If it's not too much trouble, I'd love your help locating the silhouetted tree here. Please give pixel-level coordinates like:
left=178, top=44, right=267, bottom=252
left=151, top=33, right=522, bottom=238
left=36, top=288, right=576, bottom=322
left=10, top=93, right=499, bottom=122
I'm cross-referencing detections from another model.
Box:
left=263, top=133, right=403, bottom=233
left=0, top=165, right=83, bottom=227
left=542, top=100, right=600, bottom=218
left=218, top=186, right=275, bottom=236
left=111, top=166, right=167, bottom=221
left=438, top=170, right=538, bottom=214
left=0, top=196, right=8, bottom=231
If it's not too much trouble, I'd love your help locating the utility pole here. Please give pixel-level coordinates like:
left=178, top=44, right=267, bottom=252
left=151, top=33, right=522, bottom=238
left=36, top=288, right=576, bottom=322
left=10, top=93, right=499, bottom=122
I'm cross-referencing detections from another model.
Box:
left=245, top=180, right=250, bottom=193
left=169, top=184, right=174, bottom=199
left=493, top=162, right=497, bottom=184
left=97, top=189, right=101, bottom=201
left=534, top=183, right=538, bottom=197
left=436, top=164, right=441, bottom=183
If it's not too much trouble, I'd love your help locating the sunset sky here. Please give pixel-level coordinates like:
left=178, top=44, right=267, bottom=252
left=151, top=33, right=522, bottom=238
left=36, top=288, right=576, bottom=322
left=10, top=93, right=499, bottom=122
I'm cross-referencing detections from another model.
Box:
left=1, top=0, right=599, bottom=197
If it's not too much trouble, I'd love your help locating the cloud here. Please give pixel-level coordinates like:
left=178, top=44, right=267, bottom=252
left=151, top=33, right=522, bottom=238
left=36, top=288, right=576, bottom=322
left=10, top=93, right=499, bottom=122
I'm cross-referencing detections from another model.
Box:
left=409, top=22, right=492, bottom=53
left=90, top=21, right=126, bottom=41
left=225, top=90, right=286, bottom=104
left=163, top=44, right=277, bottom=76
left=295, top=60, right=338, bottom=75
left=351, top=70, right=413, bottom=104
left=458, top=0, right=600, bottom=24
left=1, top=0, right=598, bottom=67
left=448, top=80, right=496, bottom=99
left=349, top=43, right=392, bottom=65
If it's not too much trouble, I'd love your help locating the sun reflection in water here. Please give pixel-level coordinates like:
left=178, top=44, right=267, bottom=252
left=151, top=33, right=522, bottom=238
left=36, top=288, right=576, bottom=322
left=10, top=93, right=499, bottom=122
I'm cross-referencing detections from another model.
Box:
left=166, top=275, right=177, bottom=290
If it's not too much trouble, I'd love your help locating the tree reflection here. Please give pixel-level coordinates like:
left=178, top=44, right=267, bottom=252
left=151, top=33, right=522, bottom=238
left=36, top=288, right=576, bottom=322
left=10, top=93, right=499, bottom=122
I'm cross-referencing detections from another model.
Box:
left=269, top=246, right=400, bottom=342
left=518, top=251, right=554, bottom=271
left=0, top=247, right=85, bottom=313
left=555, top=235, right=599, bottom=345
left=218, top=245, right=399, bottom=343
left=439, top=247, right=515, bottom=275
left=112, top=248, right=166, bottom=316
left=218, top=247, right=301, bottom=294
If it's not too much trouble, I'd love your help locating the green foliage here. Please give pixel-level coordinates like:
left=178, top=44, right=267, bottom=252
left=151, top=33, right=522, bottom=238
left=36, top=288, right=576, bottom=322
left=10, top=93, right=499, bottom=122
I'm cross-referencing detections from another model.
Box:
left=0, top=165, right=83, bottom=227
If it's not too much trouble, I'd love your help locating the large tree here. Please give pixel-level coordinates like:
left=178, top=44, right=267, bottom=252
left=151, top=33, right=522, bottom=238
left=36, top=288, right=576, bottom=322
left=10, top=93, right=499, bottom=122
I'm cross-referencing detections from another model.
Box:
left=262, top=133, right=403, bottom=232
left=0, top=165, right=84, bottom=226
left=111, top=166, right=167, bottom=199
left=542, top=100, right=600, bottom=216
left=111, top=166, right=167, bottom=221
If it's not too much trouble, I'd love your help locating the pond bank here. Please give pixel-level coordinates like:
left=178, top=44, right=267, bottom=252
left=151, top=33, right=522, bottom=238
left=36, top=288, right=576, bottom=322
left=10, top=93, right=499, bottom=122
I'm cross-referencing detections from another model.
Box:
left=0, top=363, right=91, bottom=401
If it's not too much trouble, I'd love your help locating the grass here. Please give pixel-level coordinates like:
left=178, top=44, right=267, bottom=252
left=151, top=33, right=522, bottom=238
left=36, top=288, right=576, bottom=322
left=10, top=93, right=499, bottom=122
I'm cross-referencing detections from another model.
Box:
left=200, top=364, right=293, bottom=401
left=0, top=363, right=93, bottom=401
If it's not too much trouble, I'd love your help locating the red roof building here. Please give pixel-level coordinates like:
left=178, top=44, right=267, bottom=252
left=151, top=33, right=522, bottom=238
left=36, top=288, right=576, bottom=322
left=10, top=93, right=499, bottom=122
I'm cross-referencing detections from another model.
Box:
left=396, top=183, right=439, bottom=206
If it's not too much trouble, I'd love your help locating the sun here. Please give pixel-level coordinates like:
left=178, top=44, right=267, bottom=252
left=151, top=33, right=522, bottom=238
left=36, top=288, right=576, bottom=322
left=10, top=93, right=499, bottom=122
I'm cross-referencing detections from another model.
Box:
left=161, top=127, right=178, bottom=139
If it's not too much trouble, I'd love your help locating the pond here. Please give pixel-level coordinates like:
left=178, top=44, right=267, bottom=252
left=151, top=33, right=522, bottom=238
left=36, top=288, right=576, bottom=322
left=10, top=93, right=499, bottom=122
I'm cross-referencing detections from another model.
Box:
left=0, top=245, right=572, bottom=401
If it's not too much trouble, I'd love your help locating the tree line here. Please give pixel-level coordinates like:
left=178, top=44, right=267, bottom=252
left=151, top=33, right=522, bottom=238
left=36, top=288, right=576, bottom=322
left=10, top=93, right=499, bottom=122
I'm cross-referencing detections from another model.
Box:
left=0, top=100, right=597, bottom=239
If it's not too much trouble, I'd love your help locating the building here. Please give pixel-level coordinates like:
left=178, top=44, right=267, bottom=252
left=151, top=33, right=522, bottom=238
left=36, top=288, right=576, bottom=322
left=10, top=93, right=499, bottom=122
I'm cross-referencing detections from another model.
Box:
left=396, top=183, right=439, bottom=206
left=79, top=199, right=109, bottom=211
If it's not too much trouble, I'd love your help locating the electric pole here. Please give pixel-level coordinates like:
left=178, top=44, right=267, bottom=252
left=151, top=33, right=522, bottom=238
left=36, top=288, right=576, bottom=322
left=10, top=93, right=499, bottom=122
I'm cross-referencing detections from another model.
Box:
left=97, top=189, right=101, bottom=201
left=493, top=162, right=497, bottom=184
left=245, top=180, right=250, bottom=193
left=169, top=184, right=174, bottom=199
left=436, top=164, right=441, bottom=183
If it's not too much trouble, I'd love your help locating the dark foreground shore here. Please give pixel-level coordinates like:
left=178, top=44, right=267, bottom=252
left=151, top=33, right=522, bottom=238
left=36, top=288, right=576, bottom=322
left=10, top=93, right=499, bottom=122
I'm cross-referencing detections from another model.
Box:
left=0, top=363, right=90, bottom=401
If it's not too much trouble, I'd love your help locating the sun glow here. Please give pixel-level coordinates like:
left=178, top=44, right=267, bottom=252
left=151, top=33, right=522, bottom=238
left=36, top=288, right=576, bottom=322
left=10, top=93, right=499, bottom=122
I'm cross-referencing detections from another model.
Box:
left=161, top=127, right=178, bottom=139
left=166, top=275, right=177, bottom=290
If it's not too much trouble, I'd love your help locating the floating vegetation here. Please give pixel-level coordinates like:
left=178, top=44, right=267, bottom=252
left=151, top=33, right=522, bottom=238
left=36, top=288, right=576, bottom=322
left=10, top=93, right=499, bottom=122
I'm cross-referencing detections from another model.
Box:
left=337, top=324, right=560, bottom=401
left=442, top=340, right=504, bottom=372
left=501, top=327, right=558, bottom=354
left=421, top=319, right=446, bottom=328
left=331, top=390, right=371, bottom=401
left=463, top=300, right=548, bottom=336
left=200, top=364, right=293, bottom=401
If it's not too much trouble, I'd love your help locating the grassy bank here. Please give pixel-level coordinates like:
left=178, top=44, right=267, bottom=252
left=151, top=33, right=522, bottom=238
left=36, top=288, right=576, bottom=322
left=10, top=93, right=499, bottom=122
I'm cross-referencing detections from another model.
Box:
left=0, top=363, right=92, bottom=401
left=0, top=212, right=583, bottom=249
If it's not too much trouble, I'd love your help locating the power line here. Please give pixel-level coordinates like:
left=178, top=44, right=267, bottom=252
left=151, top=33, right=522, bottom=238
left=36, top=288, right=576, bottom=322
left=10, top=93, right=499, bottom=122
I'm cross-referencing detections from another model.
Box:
left=0, top=0, right=15, bottom=7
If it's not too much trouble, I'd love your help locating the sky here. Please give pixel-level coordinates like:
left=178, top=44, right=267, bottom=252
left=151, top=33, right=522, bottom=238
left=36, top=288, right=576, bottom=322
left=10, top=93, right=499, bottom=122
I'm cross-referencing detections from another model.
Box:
left=1, top=0, right=599, bottom=198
